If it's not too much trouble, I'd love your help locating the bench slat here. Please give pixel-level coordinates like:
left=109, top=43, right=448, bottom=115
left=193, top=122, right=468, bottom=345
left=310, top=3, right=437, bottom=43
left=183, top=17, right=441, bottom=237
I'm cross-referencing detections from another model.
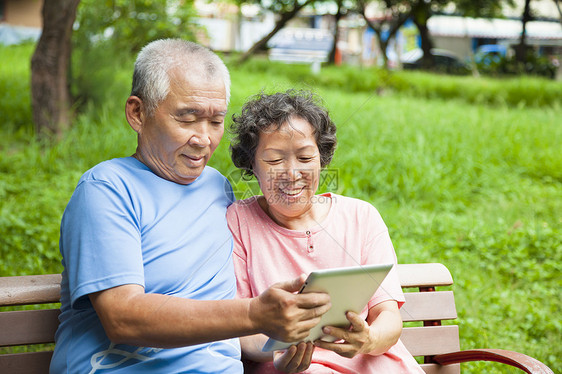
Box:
left=401, top=325, right=460, bottom=357
left=0, top=274, right=61, bottom=307
left=398, top=263, right=453, bottom=288
left=0, top=309, right=60, bottom=347
left=0, top=350, right=53, bottom=373
left=401, top=291, right=457, bottom=322
left=420, top=363, right=461, bottom=374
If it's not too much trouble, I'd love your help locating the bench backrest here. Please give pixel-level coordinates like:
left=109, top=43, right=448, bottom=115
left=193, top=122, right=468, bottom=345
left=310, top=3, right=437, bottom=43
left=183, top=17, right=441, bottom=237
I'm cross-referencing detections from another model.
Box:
left=398, top=263, right=461, bottom=374
left=0, top=263, right=459, bottom=373
left=0, top=274, right=61, bottom=373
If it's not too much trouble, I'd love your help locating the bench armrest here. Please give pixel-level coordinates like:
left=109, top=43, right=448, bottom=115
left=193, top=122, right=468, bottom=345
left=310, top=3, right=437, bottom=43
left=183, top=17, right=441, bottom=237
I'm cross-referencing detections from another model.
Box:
left=433, top=349, right=553, bottom=374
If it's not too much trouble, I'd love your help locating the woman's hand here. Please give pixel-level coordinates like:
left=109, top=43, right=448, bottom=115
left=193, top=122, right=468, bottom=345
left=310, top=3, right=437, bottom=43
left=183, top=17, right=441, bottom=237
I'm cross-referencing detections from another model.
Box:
left=314, top=301, right=402, bottom=359
left=273, top=342, right=315, bottom=373
left=313, top=311, right=375, bottom=358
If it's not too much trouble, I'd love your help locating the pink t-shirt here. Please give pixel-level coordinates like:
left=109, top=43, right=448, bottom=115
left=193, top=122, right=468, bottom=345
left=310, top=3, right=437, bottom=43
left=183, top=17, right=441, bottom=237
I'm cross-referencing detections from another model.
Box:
left=227, top=193, right=424, bottom=374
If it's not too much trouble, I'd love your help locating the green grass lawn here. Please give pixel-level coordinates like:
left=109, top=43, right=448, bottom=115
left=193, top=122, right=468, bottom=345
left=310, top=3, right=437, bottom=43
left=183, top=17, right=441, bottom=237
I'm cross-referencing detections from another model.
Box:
left=1, top=44, right=560, bottom=372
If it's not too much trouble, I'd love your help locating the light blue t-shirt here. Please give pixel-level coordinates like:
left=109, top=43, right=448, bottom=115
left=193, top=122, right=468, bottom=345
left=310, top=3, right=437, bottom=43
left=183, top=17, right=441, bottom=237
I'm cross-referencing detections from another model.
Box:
left=50, top=157, right=242, bottom=373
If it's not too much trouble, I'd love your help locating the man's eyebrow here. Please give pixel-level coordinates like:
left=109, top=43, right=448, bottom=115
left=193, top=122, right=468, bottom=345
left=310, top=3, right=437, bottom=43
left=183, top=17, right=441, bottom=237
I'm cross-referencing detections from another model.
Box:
left=176, top=108, right=227, bottom=116
left=176, top=108, right=198, bottom=115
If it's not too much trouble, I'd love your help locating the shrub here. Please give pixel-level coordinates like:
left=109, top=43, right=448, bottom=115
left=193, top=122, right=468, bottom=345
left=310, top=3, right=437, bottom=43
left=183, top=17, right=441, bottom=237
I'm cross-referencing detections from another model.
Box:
left=476, top=52, right=558, bottom=79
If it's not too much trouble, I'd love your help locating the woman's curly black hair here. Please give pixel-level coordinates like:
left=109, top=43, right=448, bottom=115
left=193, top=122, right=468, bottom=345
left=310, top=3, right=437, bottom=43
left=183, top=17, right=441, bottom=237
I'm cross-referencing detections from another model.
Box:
left=229, top=89, right=337, bottom=177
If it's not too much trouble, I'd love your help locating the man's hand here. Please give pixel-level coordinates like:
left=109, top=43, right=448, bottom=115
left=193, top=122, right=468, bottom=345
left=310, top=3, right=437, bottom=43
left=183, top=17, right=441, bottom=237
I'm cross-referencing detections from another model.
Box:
left=249, top=275, right=331, bottom=343
left=273, top=342, right=315, bottom=373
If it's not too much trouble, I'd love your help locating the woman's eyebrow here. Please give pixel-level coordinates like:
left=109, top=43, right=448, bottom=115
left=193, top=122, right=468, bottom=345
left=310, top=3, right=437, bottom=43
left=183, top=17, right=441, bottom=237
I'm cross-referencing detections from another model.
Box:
left=261, top=145, right=317, bottom=153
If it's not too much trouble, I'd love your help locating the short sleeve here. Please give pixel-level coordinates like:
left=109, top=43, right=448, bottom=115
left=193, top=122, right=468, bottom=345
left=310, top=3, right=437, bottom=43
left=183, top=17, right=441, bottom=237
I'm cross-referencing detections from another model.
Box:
left=226, top=205, right=253, bottom=299
left=361, top=205, right=405, bottom=310
left=60, top=179, right=145, bottom=309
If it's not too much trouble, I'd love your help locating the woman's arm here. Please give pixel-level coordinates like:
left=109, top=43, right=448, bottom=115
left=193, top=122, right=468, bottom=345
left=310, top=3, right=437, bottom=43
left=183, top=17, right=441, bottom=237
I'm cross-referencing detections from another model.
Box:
left=313, top=300, right=402, bottom=358
left=240, top=334, right=273, bottom=362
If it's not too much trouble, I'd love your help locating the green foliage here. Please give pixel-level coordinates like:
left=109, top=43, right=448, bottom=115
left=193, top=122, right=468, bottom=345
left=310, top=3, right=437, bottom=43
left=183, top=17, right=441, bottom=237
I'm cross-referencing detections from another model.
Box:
left=74, top=0, right=199, bottom=54
left=71, top=0, right=200, bottom=108
left=454, top=0, right=515, bottom=18
left=0, top=43, right=34, bottom=133
left=234, top=58, right=562, bottom=108
left=1, top=44, right=561, bottom=372
left=476, top=53, right=558, bottom=79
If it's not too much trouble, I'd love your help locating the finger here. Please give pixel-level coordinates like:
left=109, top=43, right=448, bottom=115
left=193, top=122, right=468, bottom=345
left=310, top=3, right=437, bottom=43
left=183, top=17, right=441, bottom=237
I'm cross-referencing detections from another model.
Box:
left=321, top=326, right=349, bottom=341
left=274, top=346, right=297, bottom=370
left=274, top=275, right=307, bottom=293
left=346, top=311, right=366, bottom=331
left=314, top=339, right=356, bottom=359
left=289, top=342, right=308, bottom=370
left=295, top=294, right=332, bottom=313
left=288, top=317, right=325, bottom=342
left=296, top=342, right=315, bottom=371
left=275, top=343, right=308, bottom=373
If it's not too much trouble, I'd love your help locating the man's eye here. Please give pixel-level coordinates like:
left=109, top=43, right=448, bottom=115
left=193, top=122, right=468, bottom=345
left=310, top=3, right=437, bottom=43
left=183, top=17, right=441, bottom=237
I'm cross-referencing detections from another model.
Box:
left=176, top=116, right=196, bottom=123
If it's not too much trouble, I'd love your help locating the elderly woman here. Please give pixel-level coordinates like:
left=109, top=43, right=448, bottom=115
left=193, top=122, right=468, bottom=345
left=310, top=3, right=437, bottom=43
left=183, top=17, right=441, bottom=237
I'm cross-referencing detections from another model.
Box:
left=227, top=90, right=423, bottom=373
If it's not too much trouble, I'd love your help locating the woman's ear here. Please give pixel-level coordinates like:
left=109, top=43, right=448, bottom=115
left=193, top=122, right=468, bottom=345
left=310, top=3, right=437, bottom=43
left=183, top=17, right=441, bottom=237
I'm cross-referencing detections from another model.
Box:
left=125, top=96, right=144, bottom=134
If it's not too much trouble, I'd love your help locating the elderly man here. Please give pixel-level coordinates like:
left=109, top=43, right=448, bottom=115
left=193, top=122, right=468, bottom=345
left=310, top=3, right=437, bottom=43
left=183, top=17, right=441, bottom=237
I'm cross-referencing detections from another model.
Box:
left=50, top=39, right=330, bottom=373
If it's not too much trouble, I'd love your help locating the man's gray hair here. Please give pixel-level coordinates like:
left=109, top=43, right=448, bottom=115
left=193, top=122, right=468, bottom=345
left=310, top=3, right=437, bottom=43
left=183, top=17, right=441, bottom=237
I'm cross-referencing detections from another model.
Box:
left=131, top=39, right=231, bottom=115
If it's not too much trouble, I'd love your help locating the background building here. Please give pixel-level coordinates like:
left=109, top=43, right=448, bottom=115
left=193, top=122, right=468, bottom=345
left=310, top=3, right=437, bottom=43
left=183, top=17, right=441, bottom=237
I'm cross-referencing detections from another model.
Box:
left=0, top=0, right=42, bottom=45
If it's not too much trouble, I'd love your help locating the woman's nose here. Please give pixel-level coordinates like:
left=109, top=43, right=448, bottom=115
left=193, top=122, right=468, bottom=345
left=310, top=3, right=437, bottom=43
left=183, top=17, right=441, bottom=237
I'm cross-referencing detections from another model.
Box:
left=286, top=164, right=303, bottom=181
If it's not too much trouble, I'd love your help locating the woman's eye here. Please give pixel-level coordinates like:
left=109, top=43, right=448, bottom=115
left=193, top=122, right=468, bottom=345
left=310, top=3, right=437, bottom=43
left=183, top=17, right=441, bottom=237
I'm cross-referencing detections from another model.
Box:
left=299, top=157, right=313, bottom=162
left=264, top=159, right=282, bottom=164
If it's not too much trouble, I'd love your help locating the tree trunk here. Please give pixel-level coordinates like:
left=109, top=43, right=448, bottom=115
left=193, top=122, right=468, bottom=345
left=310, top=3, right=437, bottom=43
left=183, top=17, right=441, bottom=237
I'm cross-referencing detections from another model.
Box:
left=516, top=0, right=532, bottom=62
left=328, top=0, right=344, bottom=64
left=360, top=8, right=409, bottom=69
left=31, top=0, right=81, bottom=139
left=412, top=3, right=434, bottom=69
left=237, top=0, right=313, bottom=64
left=359, top=16, right=386, bottom=68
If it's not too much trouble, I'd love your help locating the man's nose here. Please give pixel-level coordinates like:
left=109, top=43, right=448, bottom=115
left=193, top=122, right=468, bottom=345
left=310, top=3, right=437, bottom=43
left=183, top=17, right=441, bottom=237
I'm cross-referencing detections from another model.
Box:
left=189, top=124, right=211, bottom=147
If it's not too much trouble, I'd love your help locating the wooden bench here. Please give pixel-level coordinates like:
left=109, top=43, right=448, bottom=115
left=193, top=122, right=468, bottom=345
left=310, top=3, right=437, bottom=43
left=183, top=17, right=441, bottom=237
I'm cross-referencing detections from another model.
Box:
left=268, top=27, right=333, bottom=74
left=0, top=264, right=554, bottom=373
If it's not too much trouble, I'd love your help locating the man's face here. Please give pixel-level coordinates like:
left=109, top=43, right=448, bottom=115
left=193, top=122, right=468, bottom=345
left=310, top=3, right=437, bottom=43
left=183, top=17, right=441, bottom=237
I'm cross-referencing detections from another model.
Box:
left=136, top=68, right=227, bottom=184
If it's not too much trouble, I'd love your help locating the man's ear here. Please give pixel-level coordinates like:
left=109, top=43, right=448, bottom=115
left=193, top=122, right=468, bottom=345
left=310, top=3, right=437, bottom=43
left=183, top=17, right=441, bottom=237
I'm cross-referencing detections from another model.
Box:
left=125, top=96, right=145, bottom=134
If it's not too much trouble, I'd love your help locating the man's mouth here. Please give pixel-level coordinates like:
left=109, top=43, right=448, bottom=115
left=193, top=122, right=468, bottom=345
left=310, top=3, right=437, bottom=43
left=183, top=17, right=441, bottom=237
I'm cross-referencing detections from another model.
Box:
left=183, top=154, right=206, bottom=165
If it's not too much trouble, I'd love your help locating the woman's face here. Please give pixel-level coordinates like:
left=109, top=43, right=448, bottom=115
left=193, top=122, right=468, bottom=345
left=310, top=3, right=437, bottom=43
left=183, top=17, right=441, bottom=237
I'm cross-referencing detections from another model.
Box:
left=253, top=116, right=321, bottom=225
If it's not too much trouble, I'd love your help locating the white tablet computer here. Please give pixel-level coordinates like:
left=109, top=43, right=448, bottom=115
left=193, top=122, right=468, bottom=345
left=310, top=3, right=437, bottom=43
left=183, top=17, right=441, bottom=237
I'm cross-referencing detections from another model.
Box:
left=262, top=263, right=393, bottom=352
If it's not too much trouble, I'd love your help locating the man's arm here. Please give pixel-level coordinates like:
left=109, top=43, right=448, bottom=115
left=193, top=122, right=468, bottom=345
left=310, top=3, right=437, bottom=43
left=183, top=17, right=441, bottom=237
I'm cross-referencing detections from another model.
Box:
left=89, top=276, right=331, bottom=348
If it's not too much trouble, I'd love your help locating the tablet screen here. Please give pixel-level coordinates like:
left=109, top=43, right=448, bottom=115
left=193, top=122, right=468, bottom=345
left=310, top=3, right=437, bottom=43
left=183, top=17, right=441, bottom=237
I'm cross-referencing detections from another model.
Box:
left=262, top=263, right=393, bottom=352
